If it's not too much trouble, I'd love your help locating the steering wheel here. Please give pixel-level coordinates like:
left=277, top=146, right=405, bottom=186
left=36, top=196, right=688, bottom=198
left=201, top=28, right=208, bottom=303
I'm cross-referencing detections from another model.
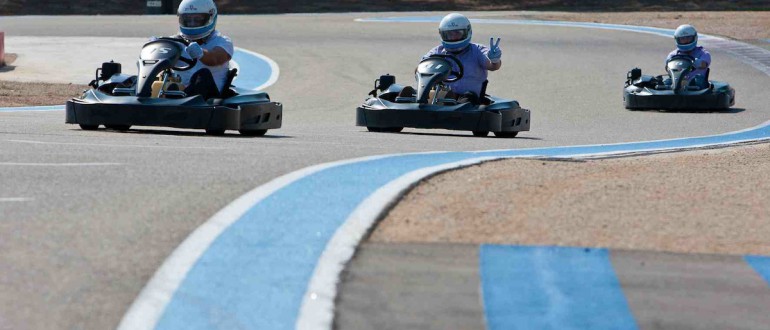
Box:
left=154, top=37, right=198, bottom=72
left=426, top=54, right=464, bottom=82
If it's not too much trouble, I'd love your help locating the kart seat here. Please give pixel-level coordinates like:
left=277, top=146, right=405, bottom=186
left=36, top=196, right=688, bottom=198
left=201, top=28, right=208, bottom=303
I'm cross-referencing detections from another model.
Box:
left=220, top=68, right=238, bottom=99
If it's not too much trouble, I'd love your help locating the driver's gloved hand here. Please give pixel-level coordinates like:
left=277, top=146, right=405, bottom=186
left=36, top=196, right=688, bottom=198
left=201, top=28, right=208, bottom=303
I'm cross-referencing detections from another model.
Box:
left=694, top=58, right=707, bottom=69
left=186, top=43, right=205, bottom=59
left=488, top=37, right=502, bottom=64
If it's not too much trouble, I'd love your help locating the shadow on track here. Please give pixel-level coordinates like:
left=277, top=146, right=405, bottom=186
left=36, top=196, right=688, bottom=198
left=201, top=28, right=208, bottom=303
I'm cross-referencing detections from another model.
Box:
left=71, top=128, right=294, bottom=139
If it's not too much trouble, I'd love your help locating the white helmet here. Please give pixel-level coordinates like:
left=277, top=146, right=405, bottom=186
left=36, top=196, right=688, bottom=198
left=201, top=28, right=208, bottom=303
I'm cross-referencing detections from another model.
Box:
left=439, top=13, right=472, bottom=52
left=177, top=0, right=217, bottom=41
left=674, top=24, right=698, bottom=52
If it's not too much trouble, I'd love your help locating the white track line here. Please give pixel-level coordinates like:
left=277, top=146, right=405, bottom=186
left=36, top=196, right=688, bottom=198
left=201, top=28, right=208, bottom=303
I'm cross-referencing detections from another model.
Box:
left=0, top=162, right=122, bottom=166
left=0, top=197, right=33, bottom=202
left=7, top=139, right=227, bottom=150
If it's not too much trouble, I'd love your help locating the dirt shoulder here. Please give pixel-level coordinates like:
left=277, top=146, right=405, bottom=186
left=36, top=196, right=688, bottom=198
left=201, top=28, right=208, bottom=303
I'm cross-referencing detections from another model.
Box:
left=0, top=80, right=85, bottom=107
left=371, top=142, right=770, bottom=256
left=516, top=11, right=770, bottom=43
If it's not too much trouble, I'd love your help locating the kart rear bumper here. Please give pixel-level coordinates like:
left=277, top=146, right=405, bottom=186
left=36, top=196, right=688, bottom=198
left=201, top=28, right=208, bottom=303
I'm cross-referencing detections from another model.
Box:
left=624, top=89, right=735, bottom=110
left=66, top=98, right=282, bottom=131
left=356, top=106, right=530, bottom=133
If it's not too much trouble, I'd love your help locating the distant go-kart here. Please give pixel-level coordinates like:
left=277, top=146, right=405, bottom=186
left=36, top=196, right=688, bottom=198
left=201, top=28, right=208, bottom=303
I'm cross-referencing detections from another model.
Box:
left=66, top=37, right=282, bottom=136
left=356, top=54, right=530, bottom=138
left=624, top=54, right=735, bottom=110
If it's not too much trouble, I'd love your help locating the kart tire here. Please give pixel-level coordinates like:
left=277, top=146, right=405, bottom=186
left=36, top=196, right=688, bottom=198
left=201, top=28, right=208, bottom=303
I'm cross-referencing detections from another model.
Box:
left=494, top=131, right=518, bottom=138
left=239, top=129, right=267, bottom=137
left=105, top=125, right=131, bottom=131
left=367, top=127, right=382, bottom=132
left=381, top=127, right=403, bottom=133
left=205, top=129, right=226, bottom=136
left=79, top=124, right=99, bottom=130
left=472, top=131, right=489, bottom=137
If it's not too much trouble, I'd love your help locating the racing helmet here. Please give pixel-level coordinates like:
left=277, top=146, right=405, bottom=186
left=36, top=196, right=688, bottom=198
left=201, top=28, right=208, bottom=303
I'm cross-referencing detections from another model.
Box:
left=674, top=24, right=698, bottom=52
left=439, top=13, right=472, bottom=52
left=178, top=0, right=217, bottom=41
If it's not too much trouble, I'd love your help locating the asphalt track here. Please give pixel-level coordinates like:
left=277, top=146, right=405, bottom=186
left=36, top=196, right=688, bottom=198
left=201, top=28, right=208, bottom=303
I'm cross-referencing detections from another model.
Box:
left=1, top=12, right=770, bottom=329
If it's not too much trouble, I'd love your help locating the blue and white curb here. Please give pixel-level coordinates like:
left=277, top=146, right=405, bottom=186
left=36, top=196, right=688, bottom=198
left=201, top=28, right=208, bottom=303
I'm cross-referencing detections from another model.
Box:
left=0, top=47, right=278, bottom=113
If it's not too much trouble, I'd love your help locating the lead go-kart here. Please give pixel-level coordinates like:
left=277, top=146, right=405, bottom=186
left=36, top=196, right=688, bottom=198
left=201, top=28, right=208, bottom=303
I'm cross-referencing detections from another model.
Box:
left=356, top=54, right=530, bottom=137
left=624, top=54, right=735, bottom=110
left=66, top=37, right=282, bottom=136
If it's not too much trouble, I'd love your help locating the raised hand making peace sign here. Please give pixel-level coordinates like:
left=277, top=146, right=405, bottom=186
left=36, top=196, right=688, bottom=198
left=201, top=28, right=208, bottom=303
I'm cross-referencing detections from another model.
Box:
left=488, top=37, right=502, bottom=63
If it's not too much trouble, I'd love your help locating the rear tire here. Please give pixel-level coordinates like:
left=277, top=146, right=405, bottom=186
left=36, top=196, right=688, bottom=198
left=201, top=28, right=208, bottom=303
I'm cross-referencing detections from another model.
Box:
left=239, top=129, right=267, bottom=136
left=381, top=127, right=403, bottom=133
left=494, top=131, right=518, bottom=138
left=79, top=124, right=99, bottom=130
left=206, top=129, right=226, bottom=136
left=105, top=125, right=131, bottom=131
left=472, top=131, right=489, bottom=137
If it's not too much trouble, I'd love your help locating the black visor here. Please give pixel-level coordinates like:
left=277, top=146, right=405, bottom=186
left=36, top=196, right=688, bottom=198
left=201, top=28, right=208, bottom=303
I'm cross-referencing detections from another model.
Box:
left=676, top=35, right=696, bottom=45
left=179, top=13, right=212, bottom=28
left=440, top=29, right=468, bottom=42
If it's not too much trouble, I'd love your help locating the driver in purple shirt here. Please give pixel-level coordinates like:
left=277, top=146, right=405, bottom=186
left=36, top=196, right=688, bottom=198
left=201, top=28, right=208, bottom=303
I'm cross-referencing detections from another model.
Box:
left=400, top=13, right=502, bottom=102
left=666, top=24, right=711, bottom=89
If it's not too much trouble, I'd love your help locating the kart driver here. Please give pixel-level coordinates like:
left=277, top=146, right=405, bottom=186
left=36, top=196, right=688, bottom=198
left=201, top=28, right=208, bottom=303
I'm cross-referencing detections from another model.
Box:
left=666, top=24, right=711, bottom=89
left=416, top=13, right=503, bottom=102
left=152, top=0, right=234, bottom=99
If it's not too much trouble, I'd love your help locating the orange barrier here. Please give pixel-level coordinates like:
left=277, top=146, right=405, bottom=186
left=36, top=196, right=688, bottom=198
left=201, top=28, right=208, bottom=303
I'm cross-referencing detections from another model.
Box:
left=0, top=31, right=4, bottom=66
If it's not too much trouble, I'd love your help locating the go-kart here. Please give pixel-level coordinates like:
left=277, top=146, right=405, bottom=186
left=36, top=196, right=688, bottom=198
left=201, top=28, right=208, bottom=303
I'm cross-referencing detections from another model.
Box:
left=624, top=54, right=735, bottom=110
left=356, top=54, right=530, bottom=137
left=66, top=37, right=282, bottom=136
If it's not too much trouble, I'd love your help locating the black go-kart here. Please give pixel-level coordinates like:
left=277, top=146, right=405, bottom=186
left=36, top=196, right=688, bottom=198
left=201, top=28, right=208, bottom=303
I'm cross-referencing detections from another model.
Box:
left=66, top=37, right=282, bottom=136
left=624, top=54, right=735, bottom=110
left=356, top=54, right=530, bottom=138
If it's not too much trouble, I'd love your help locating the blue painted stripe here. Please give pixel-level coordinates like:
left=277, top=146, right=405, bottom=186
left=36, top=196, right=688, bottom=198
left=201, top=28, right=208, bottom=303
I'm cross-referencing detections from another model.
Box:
left=480, top=245, right=637, bottom=330
left=745, top=255, right=770, bottom=286
left=0, top=49, right=273, bottom=113
left=0, top=105, right=65, bottom=112
left=231, top=49, right=275, bottom=91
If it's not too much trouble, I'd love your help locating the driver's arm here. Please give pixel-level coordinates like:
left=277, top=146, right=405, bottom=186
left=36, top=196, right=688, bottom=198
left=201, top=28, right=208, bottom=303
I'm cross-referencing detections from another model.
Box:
left=200, top=46, right=232, bottom=67
left=487, top=59, right=502, bottom=71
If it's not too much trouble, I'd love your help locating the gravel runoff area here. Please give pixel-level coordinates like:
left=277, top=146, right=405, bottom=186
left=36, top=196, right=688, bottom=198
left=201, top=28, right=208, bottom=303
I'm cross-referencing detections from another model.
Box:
left=371, top=142, right=770, bottom=256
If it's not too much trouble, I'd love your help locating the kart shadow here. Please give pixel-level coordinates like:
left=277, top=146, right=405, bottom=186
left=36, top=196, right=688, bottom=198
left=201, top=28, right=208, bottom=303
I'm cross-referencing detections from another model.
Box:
left=636, top=107, right=746, bottom=114
left=75, top=128, right=294, bottom=139
left=392, top=131, right=543, bottom=141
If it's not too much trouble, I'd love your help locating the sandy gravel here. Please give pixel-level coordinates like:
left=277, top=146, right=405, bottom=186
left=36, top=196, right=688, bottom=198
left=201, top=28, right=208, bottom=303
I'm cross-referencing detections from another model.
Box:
left=0, top=80, right=86, bottom=107
left=514, top=11, right=770, bottom=41
left=371, top=142, right=770, bottom=255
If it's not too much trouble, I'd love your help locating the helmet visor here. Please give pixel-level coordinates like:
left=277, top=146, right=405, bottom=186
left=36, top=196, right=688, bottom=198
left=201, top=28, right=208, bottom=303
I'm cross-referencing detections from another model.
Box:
left=676, top=35, right=696, bottom=45
left=440, top=29, right=468, bottom=42
left=179, top=13, right=212, bottom=28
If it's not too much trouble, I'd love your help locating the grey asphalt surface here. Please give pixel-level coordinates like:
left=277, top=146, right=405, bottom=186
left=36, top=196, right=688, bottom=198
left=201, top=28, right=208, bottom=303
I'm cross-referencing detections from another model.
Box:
left=1, top=13, right=769, bottom=329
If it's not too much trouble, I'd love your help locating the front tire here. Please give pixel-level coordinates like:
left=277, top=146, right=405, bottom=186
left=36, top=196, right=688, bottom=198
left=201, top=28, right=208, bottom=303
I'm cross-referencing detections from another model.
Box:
left=79, top=124, right=99, bottom=130
left=239, top=129, right=267, bottom=136
left=105, top=125, right=131, bottom=131
left=381, top=127, right=403, bottom=133
left=206, top=129, right=226, bottom=136
left=494, top=131, right=518, bottom=138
